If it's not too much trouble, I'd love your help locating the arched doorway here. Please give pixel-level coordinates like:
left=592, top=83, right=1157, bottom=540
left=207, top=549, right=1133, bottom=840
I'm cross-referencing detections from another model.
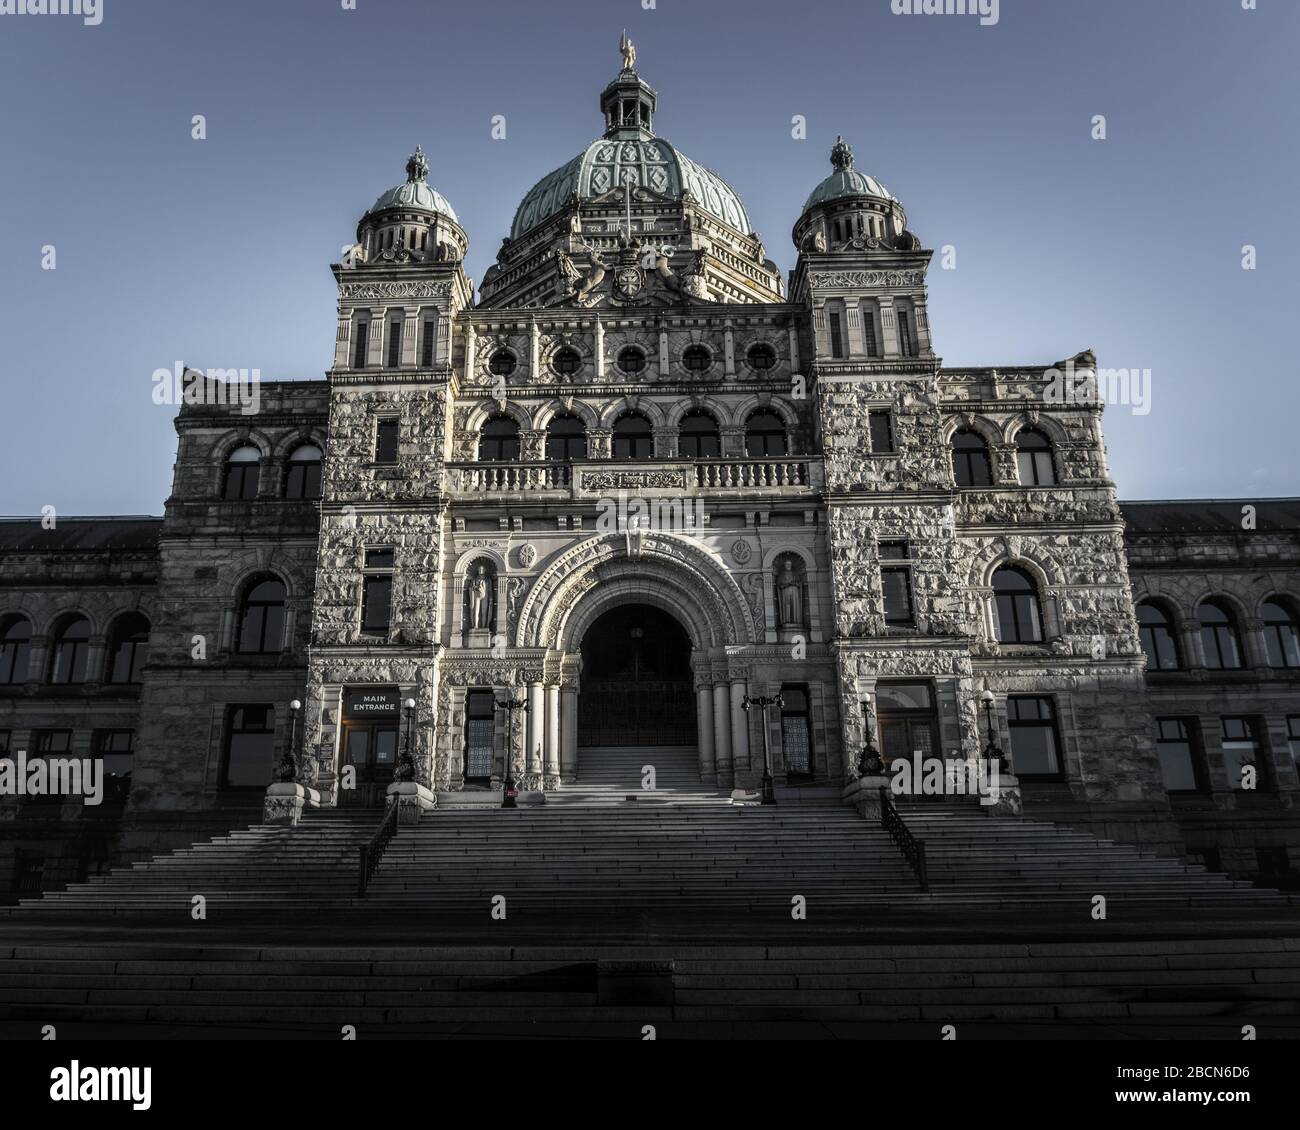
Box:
left=578, top=604, right=696, bottom=747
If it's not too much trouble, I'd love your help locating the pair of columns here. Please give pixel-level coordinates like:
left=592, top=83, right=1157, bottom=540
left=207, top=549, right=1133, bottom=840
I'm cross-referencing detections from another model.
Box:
left=521, top=682, right=578, bottom=785
left=694, top=675, right=752, bottom=786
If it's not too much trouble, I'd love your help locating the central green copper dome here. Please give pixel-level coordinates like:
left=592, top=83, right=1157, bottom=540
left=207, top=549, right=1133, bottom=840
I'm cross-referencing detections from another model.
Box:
left=511, top=136, right=750, bottom=240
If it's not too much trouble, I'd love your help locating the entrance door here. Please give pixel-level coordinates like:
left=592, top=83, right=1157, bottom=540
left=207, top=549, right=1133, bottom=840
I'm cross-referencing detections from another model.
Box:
left=874, top=680, right=941, bottom=767
left=339, top=721, right=399, bottom=807
left=578, top=604, right=696, bottom=747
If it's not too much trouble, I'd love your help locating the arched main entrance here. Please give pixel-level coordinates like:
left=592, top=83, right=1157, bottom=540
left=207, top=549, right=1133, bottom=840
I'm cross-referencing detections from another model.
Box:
left=578, top=604, right=696, bottom=747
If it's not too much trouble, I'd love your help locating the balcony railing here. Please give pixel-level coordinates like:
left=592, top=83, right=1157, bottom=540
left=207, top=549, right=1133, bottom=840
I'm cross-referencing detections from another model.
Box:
left=695, top=459, right=809, bottom=489
left=443, top=458, right=817, bottom=496
left=447, top=463, right=572, bottom=492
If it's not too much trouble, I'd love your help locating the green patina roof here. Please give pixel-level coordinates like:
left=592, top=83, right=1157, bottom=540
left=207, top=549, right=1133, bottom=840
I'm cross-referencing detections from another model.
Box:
left=802, top=135, right=896, bottom=213
left=366, top=146, right=459, bottom=223
left=511, top=136, right=750, bottom=240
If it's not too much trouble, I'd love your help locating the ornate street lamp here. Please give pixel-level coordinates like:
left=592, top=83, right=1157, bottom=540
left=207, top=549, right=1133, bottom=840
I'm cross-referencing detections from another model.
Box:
left=742, top=692, right=783, bottom=806
left=981, top=689, right=1008, bottom=773
left=495, top=693, right=530, bottom=809
left=275, top=699, right=303, bottom=783
left=858, top=692, right=883, bottom=777
left=395, top=697, right=418, bottom=782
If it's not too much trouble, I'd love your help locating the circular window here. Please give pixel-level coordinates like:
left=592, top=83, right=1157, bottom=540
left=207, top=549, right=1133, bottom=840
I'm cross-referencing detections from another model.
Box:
left=617, top=347, right=646, bottom=375
left=682, top=345, right=712, bottom=372
left=488, top=350, right=516, bottom=377
left=552, top=347, right=581, bottom=376
left=747, top=343, right=776, bottom=371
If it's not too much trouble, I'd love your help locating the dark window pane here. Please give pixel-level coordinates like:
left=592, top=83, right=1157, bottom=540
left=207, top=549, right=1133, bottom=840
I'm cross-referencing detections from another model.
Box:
left=375, top=420, right=400, bottom=464
left=353, top=321, right=369, bottom=368
left=421, top=318, right=436, bottom=367
left=1155, top=718, right=1199, bottom=792
left=745, top=410, right=787, bottom=458
left=1008, top=697, right=1060, bottom=775
left=0, top=618, right=32, bottom=684
left=224, top=705, right=276, bottom=788
left=480, top=417, right=521, bottom=462
left=546, top=414, right=586, bottom=461
left=362, top=576, right=392, bottom=634
left=828, top=311, right=844, bottom=358
left=869, top=410, right=894, bottom=453
left=612, top=414, right=652, bottom=461
left=952, top=431, right=991, bottom=487
left=882, top=567, right=913, bottom=625
left=682, top=345, right=711, bottom=372
left=678, top=411, right=720, bottom=458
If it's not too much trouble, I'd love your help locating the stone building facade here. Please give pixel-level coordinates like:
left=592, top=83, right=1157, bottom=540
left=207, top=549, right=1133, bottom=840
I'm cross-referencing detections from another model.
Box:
left=2, top=52, right=1298, bottom=891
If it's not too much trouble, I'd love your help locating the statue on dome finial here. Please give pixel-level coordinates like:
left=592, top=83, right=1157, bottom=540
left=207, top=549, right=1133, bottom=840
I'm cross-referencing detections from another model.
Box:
left=830, top=135, right=854, bottom=172
left=620, top=30, right=636, bottom=71
left=405, top=145, right=429, bottom=184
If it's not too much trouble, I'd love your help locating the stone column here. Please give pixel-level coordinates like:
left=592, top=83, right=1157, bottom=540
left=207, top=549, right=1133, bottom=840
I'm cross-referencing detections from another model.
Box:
left=1183, top=619, right=1206, bottom=668
left=658, top=323, right=670, bottom=379
left=723, top=320, right=735, bottom=377
left=527, top=681, right=545, bottom=781
left=696, top=681, right=715, bottom=782
left=560, top=686, right=578, bottom=783
left=812, top=299, right=827, bottom=357
left=843, top=296, right=864, bottom=356
left=712, top=681, right=732, bottom=784
left=729, top=677, right=750, bottom=778
left=1241, top=618, right=1269, bottom=668
left=530, top=320, right=540, bottom=379
left=334, top=310, right=352, bottom=369
left=400, top=306, right=419, bottom=368
left=878, top=297, right=899, bottom=358
left=787, top=322, right=800, bottom=374
left=913, top=298, right=933, bottom=355
left=367, top=307, right=386, bottom=368
left=593, top=314, right=605, bottom=381
left=546, top=683, right=561, bottom=784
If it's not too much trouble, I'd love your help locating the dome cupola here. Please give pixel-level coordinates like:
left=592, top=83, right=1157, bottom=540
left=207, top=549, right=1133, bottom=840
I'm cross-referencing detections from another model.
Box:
left=357, top=146, right=467, bottom=264
left=793, top=136, right=912, bottom=253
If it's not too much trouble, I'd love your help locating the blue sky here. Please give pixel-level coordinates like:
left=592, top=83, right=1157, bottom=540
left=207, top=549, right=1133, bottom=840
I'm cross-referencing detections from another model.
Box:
left=0, top=0, right=1295, bottom=514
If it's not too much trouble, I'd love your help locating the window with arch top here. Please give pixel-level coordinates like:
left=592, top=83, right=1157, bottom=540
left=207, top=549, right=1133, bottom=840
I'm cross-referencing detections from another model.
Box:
left=284, top=444, right=322, bottom=500
left=992, top=566, right=1043, bottom=644
left=1136, top=601, right=1181, bottom=671
left=479, top=416, right=520, bottom=462
left=678, top=410, right=721, bottom=458
left=0, top=616, right=32, bottom=684
left=222, top=445, right=261, bottom=501
left=951, top=430, right=992, bottom=488
left=612, top=413, right=653, bottom=461
left=745, top=409, right=787, bottom=457
left=49, top=615, right=92, bottom=684
left=1197, top=599, right=1242, bottom=669
left=107, top=613, right=150, bottom=685
left=1015, top=428, right=1056, bottom=486
left=237, top=578, right=287, bottom=655
left=546, top=413, right=587, bottom=461
left=1261, top=598, right=1300, bottom=668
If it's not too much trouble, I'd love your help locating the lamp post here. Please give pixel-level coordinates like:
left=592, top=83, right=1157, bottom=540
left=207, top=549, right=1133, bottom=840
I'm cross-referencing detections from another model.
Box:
left=495, top=693, right=529, bottom=809
left=395, top=697, right=417, bottom=782
left=858, top=692, right=883, bottom=777
left=981, top=689, right=1008, bottom=773
left=274, top=698, right=303, bottom=783
left=742, top=692, right=782, bottom=806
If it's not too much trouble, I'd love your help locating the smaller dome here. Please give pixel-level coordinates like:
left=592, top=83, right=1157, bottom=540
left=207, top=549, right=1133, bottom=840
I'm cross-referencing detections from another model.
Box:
left=802, top=136, right=895, bottom=212
left=367, top=146, right=459, bottom=222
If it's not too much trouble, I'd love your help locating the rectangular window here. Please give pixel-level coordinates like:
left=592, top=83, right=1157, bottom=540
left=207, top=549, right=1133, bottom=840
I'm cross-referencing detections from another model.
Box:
left=869, top=409, right=895, bottom=453
left=223, top=705, right=275, bottom=788
left=93, top=729, right=135, bottom=796
left=881, top=567, right=914, bottom=626
left=1221, top=716, right=1262, bottom=791
left=1155, top=717, right=1201, bottom=793
left=780, top=685, right=813, bottom=777
left=897, top=310, right=915, bottom=357
left=465, top=690, right=496, bottom=781
left=828, top=310, right=844, bottom=358
left=353, top=321, right=369, bottom=369
left=387, top=320, right=403, bottom=368
left=374, top=419, right=399, bottom=464
left=863, top=305, right=879, bottom=357
left=361, top=548, right=394, bottom=636
left=1288, top=716, right=1300, bottom=776
left=1007, top=696, right=1062, bottom=777
left=27, top=730, right=74, bottom=805
left=420, top=316, right=436, bottom=367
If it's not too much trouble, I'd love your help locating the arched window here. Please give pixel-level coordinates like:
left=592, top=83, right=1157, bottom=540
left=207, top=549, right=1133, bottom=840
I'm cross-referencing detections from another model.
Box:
left=617, top=346, right=647, bottom=375
left=1198, top=599, right=1242, bottom=669
left=612, top=413, right=653, bottom=461
left=552, top=347, right=581, bottom=376
left=546, top=413, right=587, bottom=461
left=106, top=613, right=150, bottom=685
left=0, top=616, right=32, bottom=684
left=682, top=345, right=712, bottom=372
left=479, top=416, right=520, bottom=462
left=222, top=445, right=261, bottom=500
left=678, top=411, right=721, bottom=458
left=745, top=409, right=787, bottom=457
left=1261, top=599, right=1300, bottom=669
left=951, top=430, right=992, bottom=487
left=992, top=567, right=1043, bottom=643
left=1015, top=428, right=1056, bottom=486
left=49, top=615, right=92, bottom=684
left=284, top=444, right=322, bottom=500
left=237, top=579, right=286, bottom=655
left=1136, top=601, right=1181, bottom=671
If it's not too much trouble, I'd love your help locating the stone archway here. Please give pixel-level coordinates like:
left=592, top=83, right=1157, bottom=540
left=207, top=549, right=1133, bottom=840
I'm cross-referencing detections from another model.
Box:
left=515, top=532, right=757, bottom=785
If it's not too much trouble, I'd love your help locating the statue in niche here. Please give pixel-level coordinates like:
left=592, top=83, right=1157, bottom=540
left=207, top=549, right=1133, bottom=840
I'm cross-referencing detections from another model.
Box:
left=465, top=563, right=496, bottom=631
left=775, top=558, right=805, bottom=629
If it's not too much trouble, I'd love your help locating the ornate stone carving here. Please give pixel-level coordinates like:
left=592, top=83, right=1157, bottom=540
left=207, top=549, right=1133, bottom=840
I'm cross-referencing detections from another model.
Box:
left=730, top=539, right=753, bottom=566
left=516, top=542, right=537, bottom=568
left=337, top=280, right=452, bottom=300
left=579, top=468, right=687, bottom=492
left=808, top=270, right=924, bottom=289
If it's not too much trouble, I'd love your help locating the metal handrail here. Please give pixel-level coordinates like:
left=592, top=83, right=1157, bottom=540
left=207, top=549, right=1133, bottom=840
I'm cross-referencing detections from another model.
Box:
left=879, top=786, right=929, bottom=892
left=356, top=797, right=400, bottom=897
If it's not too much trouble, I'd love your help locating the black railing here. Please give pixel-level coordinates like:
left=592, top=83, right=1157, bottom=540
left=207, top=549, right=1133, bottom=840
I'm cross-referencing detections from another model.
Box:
left=879, top=786, right=929, bottom=892
left=357, top=797, right=399, bottom=897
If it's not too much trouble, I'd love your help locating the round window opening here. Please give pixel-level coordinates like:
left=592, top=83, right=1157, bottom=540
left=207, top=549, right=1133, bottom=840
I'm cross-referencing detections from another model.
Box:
left=488, top=350, right=517, bottom=377
left=747, top=344, right=777, bottom=371
left=552, top=347, right=581, bottom=376
left=617, top=347, right=647, bottom=374
left=682, top=345, right=711, bottom=372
